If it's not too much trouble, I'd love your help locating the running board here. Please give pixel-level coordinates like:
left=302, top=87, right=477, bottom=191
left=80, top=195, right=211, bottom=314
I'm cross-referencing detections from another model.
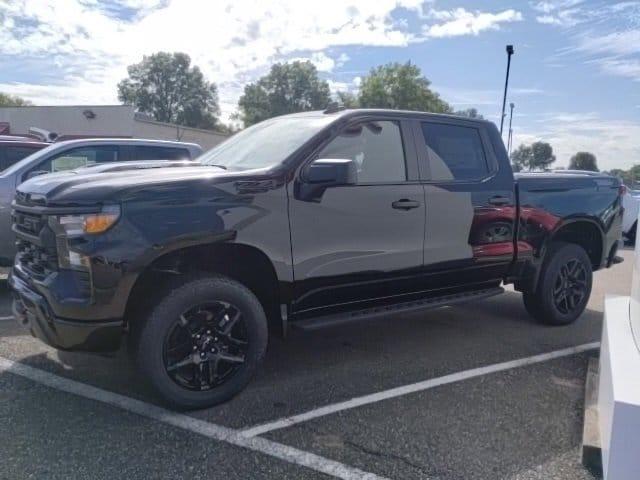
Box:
left=293, top=287, right=504, bottom=331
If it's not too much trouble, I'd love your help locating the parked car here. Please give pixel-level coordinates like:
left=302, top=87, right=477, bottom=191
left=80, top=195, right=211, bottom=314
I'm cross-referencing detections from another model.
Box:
left=0, top=139, right=49, bottom=172
left=622, top=187, right=640, bottom=243
left=10, top=109, right=624, bottom=409
left=0, top=138, right=202, bottom=265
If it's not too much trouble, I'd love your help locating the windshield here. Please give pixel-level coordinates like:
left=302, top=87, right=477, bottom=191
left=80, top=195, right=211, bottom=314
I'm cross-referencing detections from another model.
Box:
left=199, top=115, right=335, bottom=170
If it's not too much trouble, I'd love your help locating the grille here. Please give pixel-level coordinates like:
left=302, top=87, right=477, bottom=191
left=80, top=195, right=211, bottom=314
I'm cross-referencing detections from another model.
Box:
left=13, top=211, right=44, bottom=236
left=15, top=240, right=58, bottom=280
left=12, top=208, right=58, bottom=281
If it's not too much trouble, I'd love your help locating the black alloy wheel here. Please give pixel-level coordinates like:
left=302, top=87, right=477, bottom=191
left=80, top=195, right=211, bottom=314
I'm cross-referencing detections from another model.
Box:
left=163, top=302, right=249, bottom=391
left=135, top=275, right=268, bottom=409
left=522, top=241, right=592, bottom=326
left=552, top=258, right=588, bottom=315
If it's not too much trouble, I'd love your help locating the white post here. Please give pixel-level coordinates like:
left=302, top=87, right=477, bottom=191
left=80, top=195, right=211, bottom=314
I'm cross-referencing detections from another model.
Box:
left=598, top=216, right=640, bottom=479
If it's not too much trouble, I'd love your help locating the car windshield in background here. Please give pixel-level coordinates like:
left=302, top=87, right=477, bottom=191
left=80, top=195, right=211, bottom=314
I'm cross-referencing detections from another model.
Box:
left=199, top=115, right=334, bottom=170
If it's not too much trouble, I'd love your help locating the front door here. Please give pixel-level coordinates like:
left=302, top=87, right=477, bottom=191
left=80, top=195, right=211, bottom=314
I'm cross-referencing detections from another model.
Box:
left=288, top=119, right=425, bottom=314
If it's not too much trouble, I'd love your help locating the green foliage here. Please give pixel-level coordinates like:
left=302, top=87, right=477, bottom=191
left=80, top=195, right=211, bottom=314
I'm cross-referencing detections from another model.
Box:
left=237, top=61, right=331, bottom=126
left=569, top=151, right=598, bottom=171
left=335, top=91, right=359, bottom=108
left=511, top=144, right=533, bottom=172
left=511, top=141, right=556, bottom=171
left=0, top=92, right=32, bottom=107
left=531, top=141, right=556, bottom=170
left=608, top=165, right=640, bottom=187
left=117, top=52, right=220, bottom=130
left=453, top=108, right=484, bottom=119
left=357, top=62, right=451, bottom=113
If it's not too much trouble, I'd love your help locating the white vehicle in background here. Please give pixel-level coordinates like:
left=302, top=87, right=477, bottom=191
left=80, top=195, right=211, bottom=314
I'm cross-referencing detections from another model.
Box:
left=623, top=188, right=640, bottom=243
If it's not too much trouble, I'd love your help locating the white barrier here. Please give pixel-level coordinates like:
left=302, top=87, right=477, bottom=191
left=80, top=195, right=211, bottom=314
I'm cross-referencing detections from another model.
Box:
left=598, top=228, right=640, bottom=479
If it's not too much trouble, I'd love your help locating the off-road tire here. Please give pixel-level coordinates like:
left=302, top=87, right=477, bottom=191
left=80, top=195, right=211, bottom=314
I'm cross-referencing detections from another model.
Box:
left=522, top=242, right=592, bottom=326
left=135, top=274, right=268, bottom=410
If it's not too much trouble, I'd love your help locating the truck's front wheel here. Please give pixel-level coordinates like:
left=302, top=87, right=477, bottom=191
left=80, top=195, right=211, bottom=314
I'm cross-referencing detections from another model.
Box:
left=136, top=275, right=268, bottom=410
left=522, top=242, right=593, bottom=326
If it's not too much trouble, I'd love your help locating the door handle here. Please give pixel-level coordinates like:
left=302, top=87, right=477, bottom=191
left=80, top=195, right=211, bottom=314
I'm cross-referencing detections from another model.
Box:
left=392, top=199, right=420, bottom=210
left=488, top=195, right=510, bottom=206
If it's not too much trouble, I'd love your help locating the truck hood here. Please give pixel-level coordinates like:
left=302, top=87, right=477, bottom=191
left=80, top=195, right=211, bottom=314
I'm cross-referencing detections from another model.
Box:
left=17, top=164, right=234, bottom=205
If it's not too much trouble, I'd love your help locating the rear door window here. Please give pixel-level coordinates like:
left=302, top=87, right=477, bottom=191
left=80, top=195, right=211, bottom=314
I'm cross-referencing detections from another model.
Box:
left=132, top=146, right=191, bottom=160
left=421, top=123, right=489, bottom=181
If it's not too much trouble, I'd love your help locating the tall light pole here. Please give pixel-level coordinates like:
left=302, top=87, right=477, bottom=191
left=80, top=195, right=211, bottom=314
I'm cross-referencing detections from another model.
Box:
left=500, top=44, right=514, bottom=135
left=507, top=102, right=515, bottom=156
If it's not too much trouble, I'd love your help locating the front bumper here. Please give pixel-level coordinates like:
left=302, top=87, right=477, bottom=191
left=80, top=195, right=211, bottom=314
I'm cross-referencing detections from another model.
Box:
left=9, top=272, right=122, bottom=352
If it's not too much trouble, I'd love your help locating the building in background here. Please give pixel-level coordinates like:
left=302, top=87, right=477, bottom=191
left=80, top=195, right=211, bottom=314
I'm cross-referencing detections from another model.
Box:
left=0, top=105, right=229, bottom=151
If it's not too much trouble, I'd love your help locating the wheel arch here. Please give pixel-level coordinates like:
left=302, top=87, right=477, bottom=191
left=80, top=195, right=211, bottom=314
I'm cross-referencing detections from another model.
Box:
left=519, top=217, right=604, bottom=294
left=124, top=241, right=286, bottom=337
left=546, top=218, right=604, bottom=269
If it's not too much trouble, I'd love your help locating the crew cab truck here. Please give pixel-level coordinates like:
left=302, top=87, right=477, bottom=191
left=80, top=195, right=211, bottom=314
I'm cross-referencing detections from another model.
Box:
left=10, top=109, right=624, bottom=409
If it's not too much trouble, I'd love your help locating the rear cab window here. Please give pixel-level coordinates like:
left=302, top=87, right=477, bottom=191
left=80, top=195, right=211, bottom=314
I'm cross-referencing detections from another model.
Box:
left=421, top=122, right=490, bottom=182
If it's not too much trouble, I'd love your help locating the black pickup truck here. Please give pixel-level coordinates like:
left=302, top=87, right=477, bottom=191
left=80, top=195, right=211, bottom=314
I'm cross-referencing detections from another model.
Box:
left=9, top=109, right=624, bottom=409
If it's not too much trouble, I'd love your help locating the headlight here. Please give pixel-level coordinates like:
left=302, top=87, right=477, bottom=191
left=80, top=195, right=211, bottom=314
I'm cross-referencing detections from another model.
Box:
left=48, top=205, right=120, bottom=270
left=53, top=205, right=121, bottom=236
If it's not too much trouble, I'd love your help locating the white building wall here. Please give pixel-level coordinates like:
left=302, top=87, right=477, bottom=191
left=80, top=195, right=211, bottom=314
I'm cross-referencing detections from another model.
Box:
left=0, top=105, right=229, bottom=151
left=131, top=118, right=228, bottom=151
left=0, top=105, right=135, bottom=137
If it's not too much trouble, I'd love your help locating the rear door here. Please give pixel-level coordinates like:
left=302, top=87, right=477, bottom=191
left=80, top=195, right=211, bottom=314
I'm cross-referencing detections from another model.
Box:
left=288, top=117, right=426, bottom=314
left=416, top=119, right=516, bottom=288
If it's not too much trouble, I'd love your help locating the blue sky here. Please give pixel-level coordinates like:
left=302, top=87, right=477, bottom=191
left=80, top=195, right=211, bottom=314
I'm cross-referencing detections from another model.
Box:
left=0, top=0, right=639, bottom=170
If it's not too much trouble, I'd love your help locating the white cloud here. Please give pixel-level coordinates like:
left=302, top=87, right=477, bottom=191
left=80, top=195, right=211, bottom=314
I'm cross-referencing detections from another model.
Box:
left=424, top=8, right=523, bottom=38
left=540, top=2, right=640, bottom=81
left=0, top=0, right=524, bottom=121
left=513, top=112, right=640, bottom=171
left=530, top=0, right=584, bottom=14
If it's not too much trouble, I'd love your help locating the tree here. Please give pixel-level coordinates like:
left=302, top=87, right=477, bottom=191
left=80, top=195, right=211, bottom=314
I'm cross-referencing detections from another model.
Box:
left=117, top=52, right=220, bottom=130
left=0, top=92, right=32, bottom=107
left=569, top=152, right=598, bottom=171
left=237, top=61, right=331, bottom=126
left=454, top=108, right=484, bottom=119
left=357, top=62, right=451, bottom=113
left=511, top=141, right=556, bottom=171
left=511, top=144, right=533, bottom=172
left=335, top=91, right=359, bottom=108
left=531, top=141, right=556, bottom=170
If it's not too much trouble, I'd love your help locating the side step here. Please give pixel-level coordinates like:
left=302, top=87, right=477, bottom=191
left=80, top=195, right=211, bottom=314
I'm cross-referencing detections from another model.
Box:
left=293, top=287, right=504, bottom=331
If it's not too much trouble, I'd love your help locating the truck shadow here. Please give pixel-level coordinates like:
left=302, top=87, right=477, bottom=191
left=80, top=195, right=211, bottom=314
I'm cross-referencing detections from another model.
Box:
left=5, top=290, right=602, bottom=411
left=1, top=288, right=603, bottom=480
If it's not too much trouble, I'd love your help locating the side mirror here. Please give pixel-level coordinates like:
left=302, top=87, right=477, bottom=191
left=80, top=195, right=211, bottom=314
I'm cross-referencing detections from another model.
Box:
left=26, top=170, right=49, bottom=180
left=304, top=158, right=357, bottom=186
left=297, top=158, right=357, bottom=201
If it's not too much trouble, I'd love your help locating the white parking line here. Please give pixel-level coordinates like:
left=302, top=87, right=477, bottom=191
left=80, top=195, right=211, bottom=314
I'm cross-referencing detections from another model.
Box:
left=0, top=316, right=14, bottom=321
left=0, top=356, right=387, bottom=480
left=241, top=342, right=600, bottom=438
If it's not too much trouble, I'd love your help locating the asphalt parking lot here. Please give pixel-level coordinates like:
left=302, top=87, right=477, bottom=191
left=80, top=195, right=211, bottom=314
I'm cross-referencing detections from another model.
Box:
left=0, top=247, right=634, bottom=480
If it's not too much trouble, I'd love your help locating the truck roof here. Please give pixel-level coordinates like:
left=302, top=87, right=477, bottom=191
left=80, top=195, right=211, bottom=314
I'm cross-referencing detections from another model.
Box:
left=283, top=109, right=493, bottom=126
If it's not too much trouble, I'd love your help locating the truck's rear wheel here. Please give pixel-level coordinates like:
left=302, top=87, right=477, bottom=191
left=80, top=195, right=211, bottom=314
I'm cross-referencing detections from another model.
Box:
left=522, top=242, right=592, bottom=326
left=136, top=275, right=267, bottom=410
